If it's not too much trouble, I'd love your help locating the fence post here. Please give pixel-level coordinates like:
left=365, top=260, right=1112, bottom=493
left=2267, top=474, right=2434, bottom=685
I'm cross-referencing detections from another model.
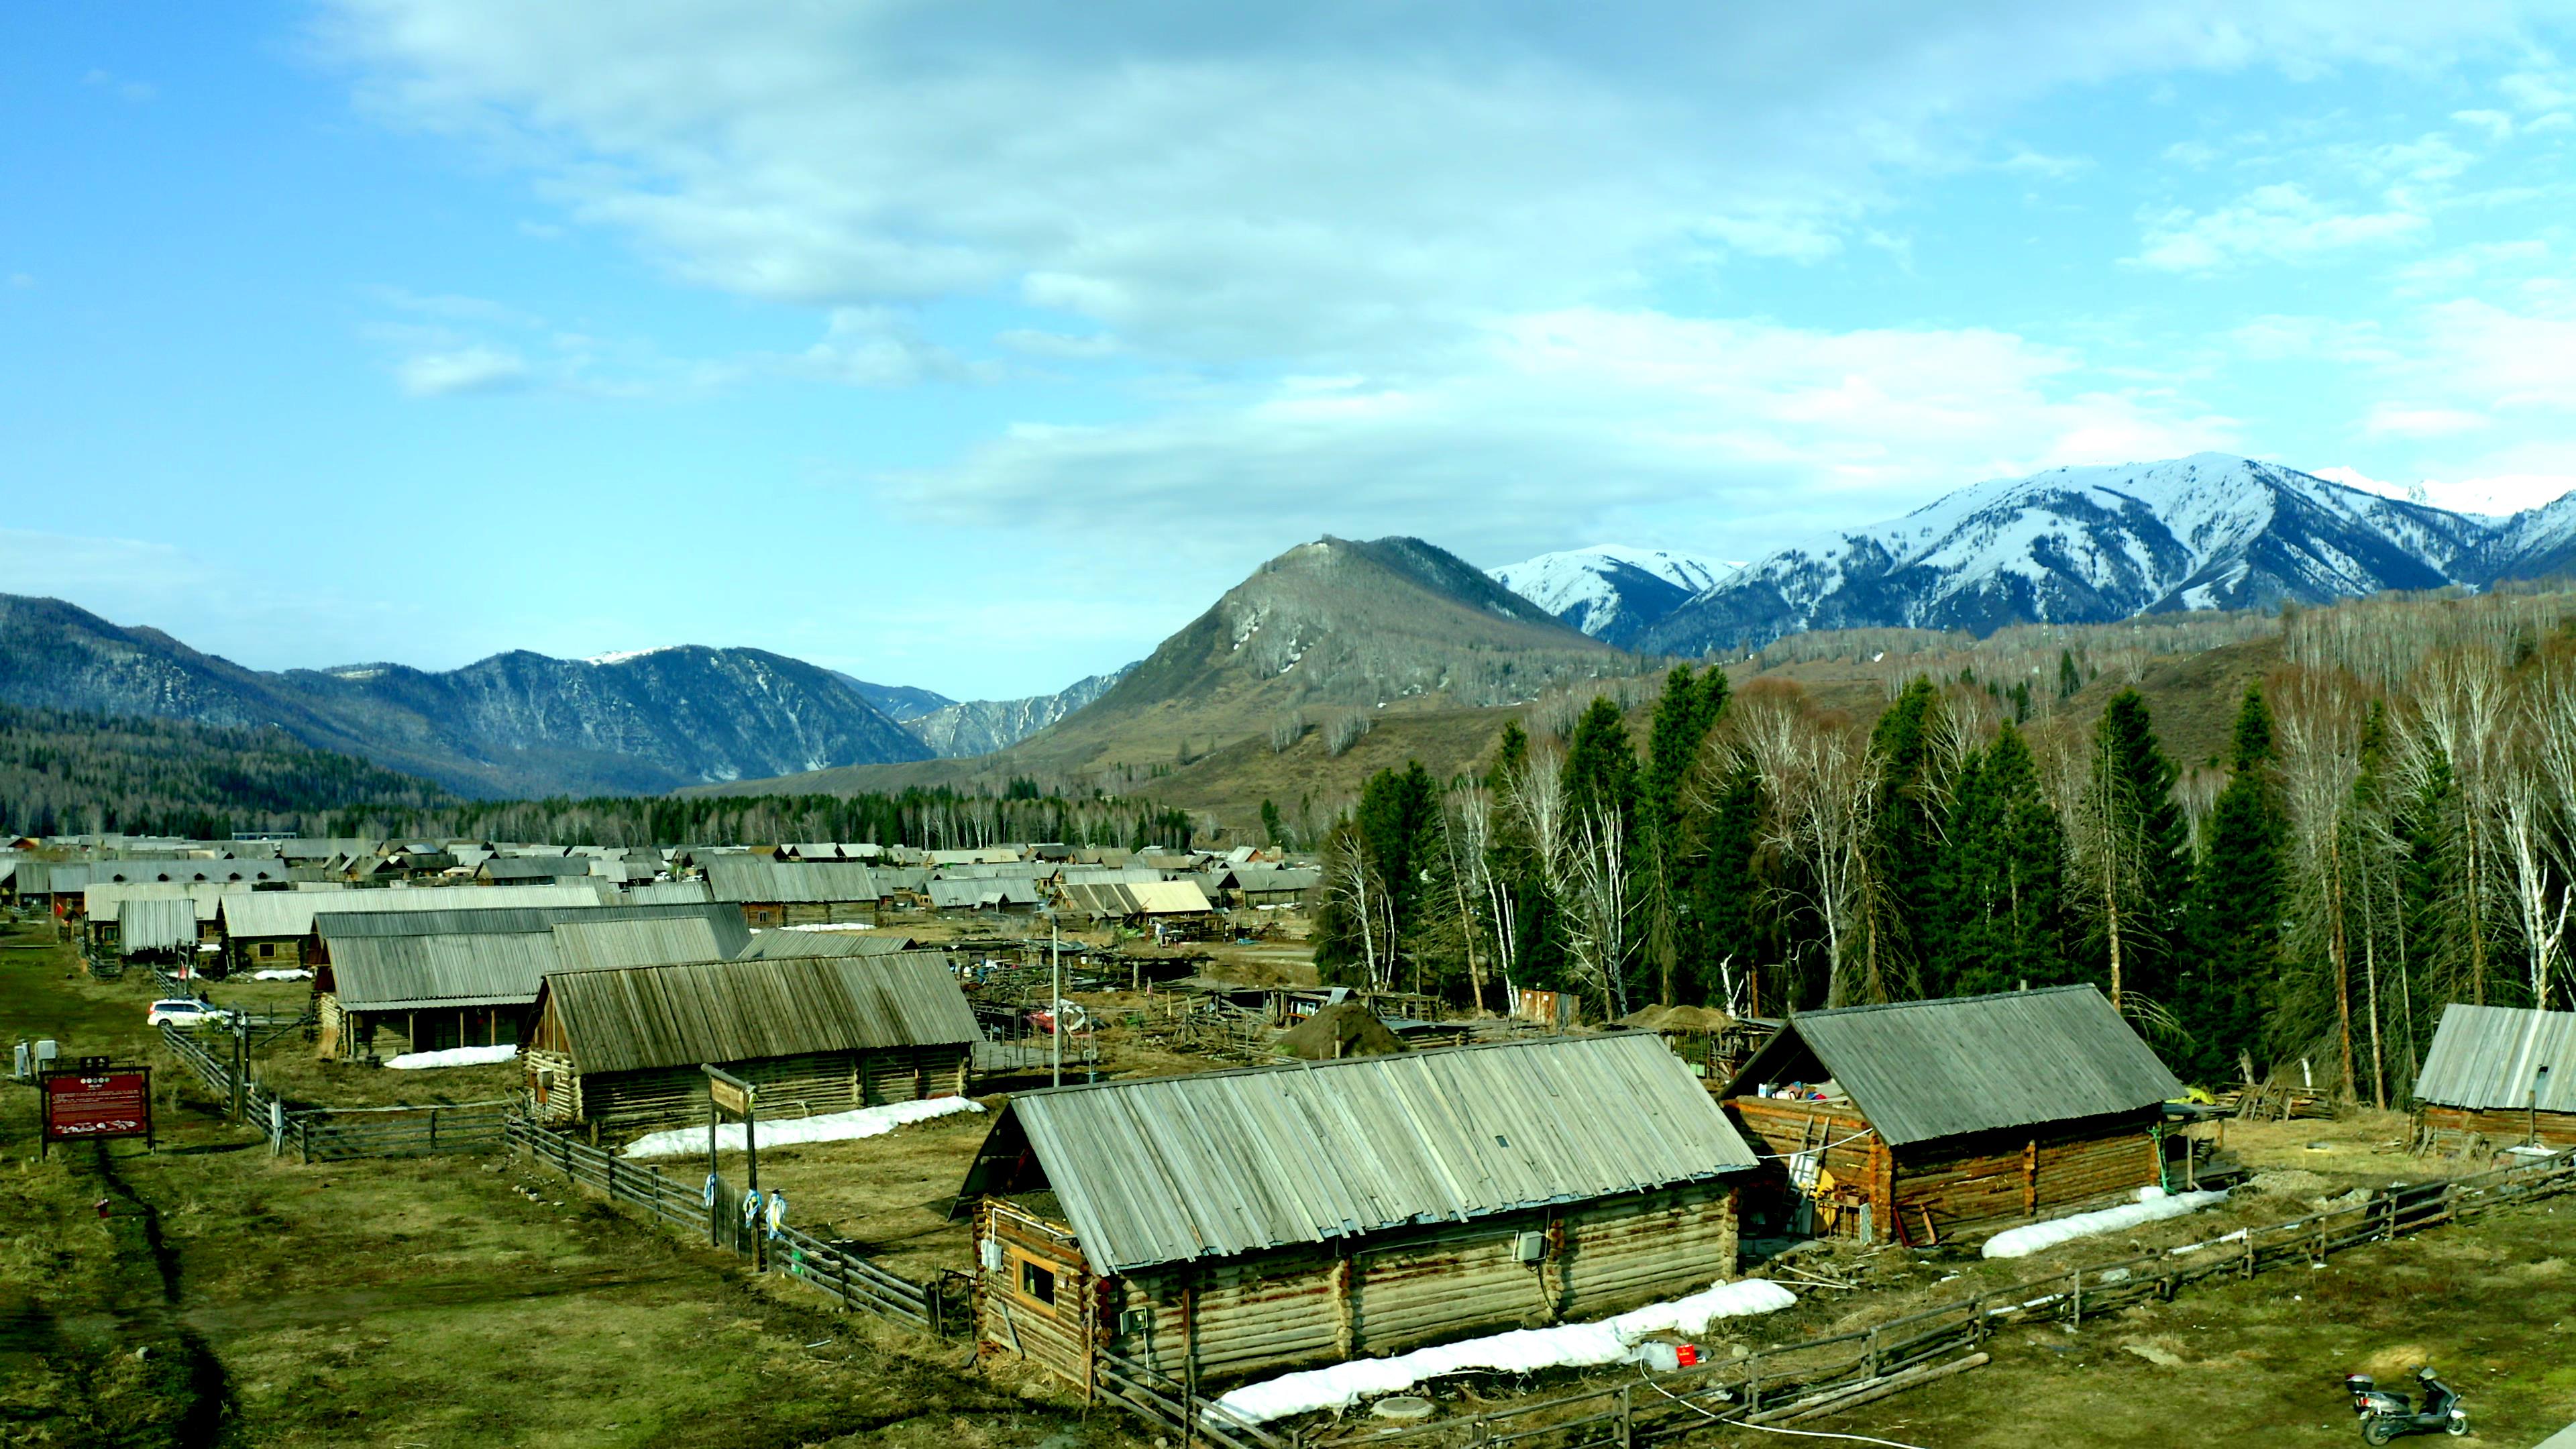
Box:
left=299, top=1115, right=311, bottom=1165
left=429, top=1108, right=439, bottom=1153
left=1616, top=1383, right=1633, bottom=1449
left=2070, top=1271, right=2082, bottom=1328
left=1866, top=1324, right=1881, bottom=1377
left=606, top=1148, right=619, bottom=1203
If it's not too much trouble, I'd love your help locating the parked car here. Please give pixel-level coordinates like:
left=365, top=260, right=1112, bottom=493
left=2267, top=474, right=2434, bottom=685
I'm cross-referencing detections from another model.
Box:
left=146, top=999, right=234, bottom=1029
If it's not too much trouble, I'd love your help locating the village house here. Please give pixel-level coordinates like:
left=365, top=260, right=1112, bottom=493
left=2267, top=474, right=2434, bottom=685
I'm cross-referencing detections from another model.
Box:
left=312, top=902, right=749, bottom=1059
left=1721, top=985, right=2185, bottom=1247
left=957, top=1033, right=1758, bottom=1391
left=521, top=952, right=978, bottom=1134
left=2413, top=1004, right=2576, bottom=1150
left=218, top=881, right=610, bottom=973
left=703, top=857, right=888, bottom=926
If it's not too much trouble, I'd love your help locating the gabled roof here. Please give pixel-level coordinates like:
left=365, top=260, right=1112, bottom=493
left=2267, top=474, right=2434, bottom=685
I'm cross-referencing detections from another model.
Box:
left=928, top=877, right=1041, bottom=910
left=735, top=929, right=919, bottom=959
left=224, top=883, right=609, bottom=939
left=702, top=857, right=884, bottom=904
left=480, top=856, right=600, bottom=881
left=551, top=914, right=751, bottom=975
left=2414, top=1004, right=2576, bottom=1113
left=539, top=953, right=978, bottom=1075
left=117, top=896, right=199, bottom=955
left=323, top=903, right=745, bottom=1011
left=960, top=1033, right=1757, bottom=1276
left=1721, top=985, right=2184, bottom=1147
left=1061, top=879, right=1214, bottom=916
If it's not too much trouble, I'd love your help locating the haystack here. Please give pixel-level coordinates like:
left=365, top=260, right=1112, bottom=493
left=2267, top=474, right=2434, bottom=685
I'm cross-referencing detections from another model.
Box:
left=1277, top=1000, right=1407, bottom=1060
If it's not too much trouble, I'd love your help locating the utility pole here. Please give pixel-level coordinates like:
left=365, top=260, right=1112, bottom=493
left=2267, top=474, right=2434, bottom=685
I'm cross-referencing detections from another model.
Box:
left=1051, top=911, right=1063, bottom=1089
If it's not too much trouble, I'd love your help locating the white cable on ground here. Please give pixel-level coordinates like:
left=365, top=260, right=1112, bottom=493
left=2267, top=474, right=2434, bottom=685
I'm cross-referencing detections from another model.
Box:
left=1638, top=1369, right=1935, bottom=1449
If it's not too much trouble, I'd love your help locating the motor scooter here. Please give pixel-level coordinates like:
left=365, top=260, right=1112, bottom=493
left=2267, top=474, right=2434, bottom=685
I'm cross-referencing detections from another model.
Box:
left=2343, top=1367, right=2469, bottom=1443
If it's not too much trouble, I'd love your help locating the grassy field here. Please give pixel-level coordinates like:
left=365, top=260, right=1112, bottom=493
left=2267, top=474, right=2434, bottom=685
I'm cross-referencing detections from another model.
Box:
left=0, top=917, right=1144, bottom=1449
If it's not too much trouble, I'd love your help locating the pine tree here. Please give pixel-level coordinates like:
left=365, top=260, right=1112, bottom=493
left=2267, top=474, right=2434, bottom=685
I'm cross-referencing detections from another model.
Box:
left=1642, top=665, right=1729, bottom=1004
left=1937, top=724, right=2068, bottom=994
left=1561, top=696, right=1642, bottom=847
left=2074, top=689, right=2192, bottom=1014
left=1864, top=678, right=1942, bottom=996
left=2178, top=686, right=2290, bottom=1084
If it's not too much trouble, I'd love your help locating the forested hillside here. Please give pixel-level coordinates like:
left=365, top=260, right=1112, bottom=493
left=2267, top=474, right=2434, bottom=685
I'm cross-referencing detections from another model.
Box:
left=1311, top=586, right=2576, bottom=1102
left=0, top=704, right=452, bottom=839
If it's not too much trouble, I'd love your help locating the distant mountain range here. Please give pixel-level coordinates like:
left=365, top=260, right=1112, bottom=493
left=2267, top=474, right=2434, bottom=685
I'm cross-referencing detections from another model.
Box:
left=0, top=596, right=932, bottom=799
left=1496, top=454, right=2576, bottom=654
left=1488, top=546, right=1736, bottom=650
left=23, top=453, right=2576, bottom=806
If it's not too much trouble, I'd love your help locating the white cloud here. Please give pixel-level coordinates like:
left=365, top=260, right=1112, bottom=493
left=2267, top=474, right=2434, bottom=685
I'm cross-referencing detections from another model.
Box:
left=317, top=1, right=2553, bottom=365
left=2363, top=403, right=2490, bottom=437
left=2452, top=107, right=2516, bottom=140
left=885, top=309, right=2234, bottom=562
left=2132, top=184, right=2428, bottom=272
left=395, top=345, right=529, bottom=396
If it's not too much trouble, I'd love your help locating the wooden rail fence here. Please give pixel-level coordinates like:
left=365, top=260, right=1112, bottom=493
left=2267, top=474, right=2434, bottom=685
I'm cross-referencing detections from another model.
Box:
left=1293, top=1146, right=2576, bottom=1448
left=500, top=1117, right=955, bottom=1337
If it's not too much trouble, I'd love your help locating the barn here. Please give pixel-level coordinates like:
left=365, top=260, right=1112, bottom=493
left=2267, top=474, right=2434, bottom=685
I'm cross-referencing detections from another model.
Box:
left=957, top=1033, right=1758, bottom=1392
left=312, top=903, right=749, bottom=1059
left=2412, top=1004, right=2576, bottom=1149
left=1721, top=986, right=2184, bottom=1247
left=521, top=951, right=979, bottom=1134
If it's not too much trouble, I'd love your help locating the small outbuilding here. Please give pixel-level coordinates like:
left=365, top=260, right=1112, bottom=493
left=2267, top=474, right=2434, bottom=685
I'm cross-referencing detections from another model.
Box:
left=1721, top=985, right=2184, bottom=1246
left=522, top=951, right=979, bottom=1133
left=957, top=1033, right=1758, bottom=1391
left=704, top=857, right=888, bottom=926
left=2412, top=1004, right=2576, bottom=1149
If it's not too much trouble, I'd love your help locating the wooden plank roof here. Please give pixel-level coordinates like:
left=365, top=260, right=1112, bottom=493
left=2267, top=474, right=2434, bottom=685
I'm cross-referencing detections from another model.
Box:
left=539, top=953, right=978, bottom=1075
left=702, top=857, right=885, bottom=904
left=960, top=1033, right=1757, bottom=1276
left=1721, top=985, right=2184, bottom=1148
left=2414, top=1004, right=2576, bottom=1113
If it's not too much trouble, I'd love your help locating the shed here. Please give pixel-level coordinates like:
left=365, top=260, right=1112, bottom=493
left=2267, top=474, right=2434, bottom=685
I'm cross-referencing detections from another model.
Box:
left=1721, top=985, right=2184, bottom=1246
left=523, top=952, right=977, bottom=1132
left=478, top=856, right=601, bottom=883
left=2412, top=1004, right=2576, bottom=1148
left=959, top=1033, right=1757, bottom=1390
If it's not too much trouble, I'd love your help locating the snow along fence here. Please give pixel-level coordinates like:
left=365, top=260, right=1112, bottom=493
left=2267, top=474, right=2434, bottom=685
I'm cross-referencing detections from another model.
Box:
left=1982, top=1185, right=2230, bottom=1258
left=502, top=1116, right=959, bottom=1338
left=1283, top=1147, right=2576, bottom=1448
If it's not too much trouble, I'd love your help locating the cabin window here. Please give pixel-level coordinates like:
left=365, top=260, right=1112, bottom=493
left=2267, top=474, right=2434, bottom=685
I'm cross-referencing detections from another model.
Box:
left=259, top=943, right=276, bottom=959
left=1018, top=1258, right=1057, bottom=1307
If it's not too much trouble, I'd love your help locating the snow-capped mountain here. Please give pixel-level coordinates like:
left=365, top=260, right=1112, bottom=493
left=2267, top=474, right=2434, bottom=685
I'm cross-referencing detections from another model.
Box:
left=2310, top=466, right=2576, bottom=520
left=1489, top=545, right=1737, bottom=649
left=1638, top=454, right=2500, bottom=655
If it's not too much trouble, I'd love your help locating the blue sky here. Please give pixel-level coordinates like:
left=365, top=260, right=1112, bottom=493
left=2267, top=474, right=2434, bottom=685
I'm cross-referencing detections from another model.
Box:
left=6, top=3, right=2575, bottom=699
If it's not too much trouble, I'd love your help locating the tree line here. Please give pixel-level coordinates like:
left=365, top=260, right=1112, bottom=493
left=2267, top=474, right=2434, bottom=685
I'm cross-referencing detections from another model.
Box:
left=1314, top=612, right=2576, bottom=1099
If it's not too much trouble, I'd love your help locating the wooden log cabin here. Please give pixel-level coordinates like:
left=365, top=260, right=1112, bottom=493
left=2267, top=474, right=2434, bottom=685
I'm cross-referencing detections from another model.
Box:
left=522, top=951, right=977, bottom=1135
left=1721, top=986, right=2185, bottom=1248
left=2412, top=1004, right=2576, bottom=1150
left=312, top=903, right=749, bottom=1059
left=955, top=1034, right=1759, bottom=1394
left=219, top=881, right=608, bottom=974
left=703, top=857, right=889, bottom=927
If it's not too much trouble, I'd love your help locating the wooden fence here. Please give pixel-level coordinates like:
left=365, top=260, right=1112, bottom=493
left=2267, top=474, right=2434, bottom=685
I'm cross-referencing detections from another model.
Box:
left=500, top=1117, right=956, bottom=1337
left=1291, top=1146, right=2576, bottom=1448
left=293, top=1104, right=512, bottom=1162
left=1095, top=1350, right=1292, bottom=1449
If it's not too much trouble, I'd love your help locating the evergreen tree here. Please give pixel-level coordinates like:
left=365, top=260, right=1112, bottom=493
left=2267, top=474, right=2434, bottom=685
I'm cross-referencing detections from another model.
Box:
left=2057, top=649, right=2082, bottom=700
left=1259, top=798, right=1285, bottom=849
left=2078, top=690, right=2193, bottom=1013
left=1937, top=724, right=2068, bottom=994
left=1864, top=678, right=1943, bottom=995
left=1686, top=761, right=1770, bottom=1010
left=1560, top=696, right=1642, bottom=847
left=2177, top=687, right=2290, bottom=1083
left=1642, top=665, right=1729, bottom=1004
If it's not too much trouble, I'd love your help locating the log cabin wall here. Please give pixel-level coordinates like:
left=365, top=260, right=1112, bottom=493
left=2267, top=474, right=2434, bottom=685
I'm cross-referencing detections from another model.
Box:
left=1073, top=1183, right=1735, bottom=1388
left=1731, top=1097, right=2160, bottom=1243
left=975, top=1198, right=1096, bottom=1389
left=2422, top=1103, right=2576, bottom=1148
left=569, top=1043, right=972, bottom=1133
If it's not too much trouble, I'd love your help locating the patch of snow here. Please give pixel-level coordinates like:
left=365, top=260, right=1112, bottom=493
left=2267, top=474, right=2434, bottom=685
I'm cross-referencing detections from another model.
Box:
left=249, top=968, right=313, bottom=981
left=587, top=645, right=682, bottom=666
left=1208, top=1278, right=1796, bottom=1426
left=1982, top=1186, right=2229, bottom=1259
left=620, top=1095, right=984, bottom=1159
left=2314, top=464, right=2576, bottom=519
left=384, top=1043, right=519, bottom=1071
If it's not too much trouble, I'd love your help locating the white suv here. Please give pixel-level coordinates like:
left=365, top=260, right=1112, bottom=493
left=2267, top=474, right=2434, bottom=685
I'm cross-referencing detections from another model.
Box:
left=146, top=999, right=233, bottom=1028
